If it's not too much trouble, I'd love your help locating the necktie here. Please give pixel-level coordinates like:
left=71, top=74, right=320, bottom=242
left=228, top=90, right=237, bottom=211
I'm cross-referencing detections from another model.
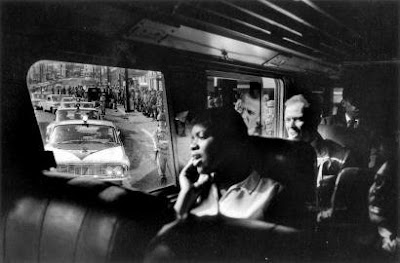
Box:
left=347, top=119, right=359, bottom=129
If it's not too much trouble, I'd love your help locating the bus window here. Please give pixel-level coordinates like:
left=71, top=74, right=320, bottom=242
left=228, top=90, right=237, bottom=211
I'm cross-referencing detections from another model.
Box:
left=332, top=87, right=344, bottom=115
left=205, top=73, right=285, bottom=138
left=27, top=60, right=176, bottom=192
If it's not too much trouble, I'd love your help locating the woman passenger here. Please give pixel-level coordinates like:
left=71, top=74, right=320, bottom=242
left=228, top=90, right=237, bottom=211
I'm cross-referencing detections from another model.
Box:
left=174, top=108, right=313, bottom=229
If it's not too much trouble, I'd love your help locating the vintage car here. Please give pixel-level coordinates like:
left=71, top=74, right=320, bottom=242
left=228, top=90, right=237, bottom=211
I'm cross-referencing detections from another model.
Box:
left=59, top=96, right=76, bottom=107
left=55, top=107, right=100, bottom=122
left=61, top=101, right=97, bottom=109
left=30, top=93, right=46, bottom=110
left=46, top=107, right=102, bottom=138
left=41, top=94, right=62, bottom=113
left=44, top=119, right=130, bottom=182
left=77, top=101, right=97, bottom=108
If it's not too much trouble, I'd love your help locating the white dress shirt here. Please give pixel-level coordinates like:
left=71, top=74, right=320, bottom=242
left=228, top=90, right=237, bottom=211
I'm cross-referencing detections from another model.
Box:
left=191, top=170, right=282, bottom=221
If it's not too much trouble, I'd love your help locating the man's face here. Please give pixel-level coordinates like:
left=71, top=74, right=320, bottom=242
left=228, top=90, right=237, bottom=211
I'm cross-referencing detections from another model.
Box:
left=342, top=99, right=359, bottom=119
left=190, top=124, right=223, bottom=174
left=241, top=94, right=260, bottom=135
left=284, top=102, right=312, bottom=142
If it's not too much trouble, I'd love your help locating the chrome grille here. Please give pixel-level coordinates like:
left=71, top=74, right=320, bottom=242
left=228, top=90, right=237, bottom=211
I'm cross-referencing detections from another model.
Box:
left=56, top=164, right=107, bottom=176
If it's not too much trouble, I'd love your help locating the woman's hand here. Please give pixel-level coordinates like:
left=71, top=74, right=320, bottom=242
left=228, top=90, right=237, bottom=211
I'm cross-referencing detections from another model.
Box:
left=174, top=159, right=213, bottom=219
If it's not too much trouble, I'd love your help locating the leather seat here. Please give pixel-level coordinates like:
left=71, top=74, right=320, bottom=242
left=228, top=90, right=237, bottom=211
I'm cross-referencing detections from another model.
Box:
left=2, top=175, right=174, bottom=263
left=144, top=215, right=314, bottom=263
left=318, top=167, right=376, bottom=261
left=318, top=124, right=348, bottom=147
left=330, top=167, right=374, bottom=224
left=248, top=136, right=317, bottom=229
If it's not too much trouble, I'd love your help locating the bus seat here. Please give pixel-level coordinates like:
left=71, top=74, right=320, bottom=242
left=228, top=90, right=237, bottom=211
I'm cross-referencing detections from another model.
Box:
left=248, top=136, right=317, bottom=228
left=248, top=136, right=316, bottom=186
left=145, top=215, right=313, bottom=263
left=330, top=167, right=374, bottom=224
left=318, top=124, right=347, bottom=147
left=319, top=167, right=377, bottom=260
left=318, top=124, right=371, bottom=168
left=2, top=175, right=174, bottom=263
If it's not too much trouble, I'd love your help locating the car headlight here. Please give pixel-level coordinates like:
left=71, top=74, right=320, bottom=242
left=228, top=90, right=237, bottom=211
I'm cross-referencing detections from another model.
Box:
left=105, top=165, right=126, bottom=177
left=105, top=166, right=114, bottom=176
left=114, top=166, right=124, bottom=177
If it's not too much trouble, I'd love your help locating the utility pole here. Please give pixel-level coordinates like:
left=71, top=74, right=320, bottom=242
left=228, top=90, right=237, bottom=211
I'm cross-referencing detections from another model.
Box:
left=125, top=68, right=130, bottom=112
left=99, top=66, right=102, bottom=86
left=107, top=67, right=110, bottom=86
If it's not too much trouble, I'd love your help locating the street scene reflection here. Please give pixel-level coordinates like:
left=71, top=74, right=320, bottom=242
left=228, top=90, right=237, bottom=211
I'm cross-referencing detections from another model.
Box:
left=28, top=61, right=174, bottom=192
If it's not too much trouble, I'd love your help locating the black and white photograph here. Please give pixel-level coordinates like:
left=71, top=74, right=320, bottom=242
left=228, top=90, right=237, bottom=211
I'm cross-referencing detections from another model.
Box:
left=1, top=0, right=399, bottom=262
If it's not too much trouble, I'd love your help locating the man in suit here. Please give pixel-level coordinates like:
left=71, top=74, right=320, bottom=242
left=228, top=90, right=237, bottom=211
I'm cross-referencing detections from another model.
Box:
left=284, top=94, right=355, bottom=212
left=321, top=87, right=372, bottom=168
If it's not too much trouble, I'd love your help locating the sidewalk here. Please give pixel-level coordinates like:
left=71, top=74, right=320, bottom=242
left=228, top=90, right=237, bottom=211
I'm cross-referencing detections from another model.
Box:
left=116, top=104, right=129, bottom=116
left=105, top=104, right=157, bottom=133
left=104, top=104, right=128, bottom=117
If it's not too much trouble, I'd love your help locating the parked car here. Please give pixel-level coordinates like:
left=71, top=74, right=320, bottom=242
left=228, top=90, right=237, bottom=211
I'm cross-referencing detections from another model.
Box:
left=41, top=94, right=62, bottom=113
left=44, top=119, right=130, bottom=182
left=30, top=93, right=46, bottom=110
left=59, top=96, right=76, bottom=108
left=77, top=101, right=96, bottom=108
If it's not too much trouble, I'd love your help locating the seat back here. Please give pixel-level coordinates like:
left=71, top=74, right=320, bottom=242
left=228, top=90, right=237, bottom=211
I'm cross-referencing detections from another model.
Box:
left=2, top=175, right=174, bottom=263
left=318, top=124, right=347, bottom=147
left=248, top=136, right=316, bottom=186
left=145, top=215, right=313, bottom=263
left=330, top=167, right=374, bottom=224
left=318, top=124, right=371, bottom=167
left=248, top=137, right=317, bottom=228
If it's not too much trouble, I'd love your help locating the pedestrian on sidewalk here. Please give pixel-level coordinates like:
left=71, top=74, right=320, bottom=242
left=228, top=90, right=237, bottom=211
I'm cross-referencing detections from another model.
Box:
left=100, top=92, right=106, bottom=115
left=153, top=111, right=169, bottom=185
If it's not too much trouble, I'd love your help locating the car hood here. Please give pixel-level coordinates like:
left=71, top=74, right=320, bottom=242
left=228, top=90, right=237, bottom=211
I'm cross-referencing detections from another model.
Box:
left=45, top=143, right=130, bottom=166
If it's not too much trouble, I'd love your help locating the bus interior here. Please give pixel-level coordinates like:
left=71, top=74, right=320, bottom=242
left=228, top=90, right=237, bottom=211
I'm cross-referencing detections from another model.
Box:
left=1, top=1, right=399, bottom=262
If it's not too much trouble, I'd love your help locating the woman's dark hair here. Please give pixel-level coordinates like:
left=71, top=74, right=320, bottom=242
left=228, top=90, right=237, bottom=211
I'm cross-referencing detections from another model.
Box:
left=192, top=108, right=248, bottom=142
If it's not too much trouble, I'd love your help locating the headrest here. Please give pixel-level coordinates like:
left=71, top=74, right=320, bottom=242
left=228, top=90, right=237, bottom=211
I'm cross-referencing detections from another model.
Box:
left=318, top=124, right=347, bottom=147
left=3, top=174, right=175, bottom=263
left=247, top=136, right=316, bottom=187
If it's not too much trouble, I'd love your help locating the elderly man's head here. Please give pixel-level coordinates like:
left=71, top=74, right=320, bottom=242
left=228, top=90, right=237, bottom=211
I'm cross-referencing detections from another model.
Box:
left=284, top=94, right=321, bottom=143
left=240, top=82, right=262, bottom=135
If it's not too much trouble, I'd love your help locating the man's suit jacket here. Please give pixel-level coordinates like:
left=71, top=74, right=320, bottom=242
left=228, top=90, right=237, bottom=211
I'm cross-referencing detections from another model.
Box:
left=319, top=113, right=372, bottom=168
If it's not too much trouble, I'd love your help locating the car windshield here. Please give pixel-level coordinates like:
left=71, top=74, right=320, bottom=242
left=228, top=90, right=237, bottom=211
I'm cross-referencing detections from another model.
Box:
left=51, top=96, right=61, bottom=101
left=63, top=102, right=76, bottom=108
left=49, top=124, right=116, bottom=144
left=79, top=102, right=94, bottom=108
left=62, top=97, right=75, bottom=102
left=56, top=109, right=99, bottom=122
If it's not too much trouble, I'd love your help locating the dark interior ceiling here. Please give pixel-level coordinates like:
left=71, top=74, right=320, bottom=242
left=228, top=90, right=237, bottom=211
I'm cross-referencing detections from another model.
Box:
left=3, top=0, right=399, bottom=73
left=129, top=0, right=399, bottom=63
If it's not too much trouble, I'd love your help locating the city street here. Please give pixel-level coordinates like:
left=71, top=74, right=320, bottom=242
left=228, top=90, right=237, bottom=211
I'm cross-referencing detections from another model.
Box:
left=34, top=105, right=176, bottom=192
